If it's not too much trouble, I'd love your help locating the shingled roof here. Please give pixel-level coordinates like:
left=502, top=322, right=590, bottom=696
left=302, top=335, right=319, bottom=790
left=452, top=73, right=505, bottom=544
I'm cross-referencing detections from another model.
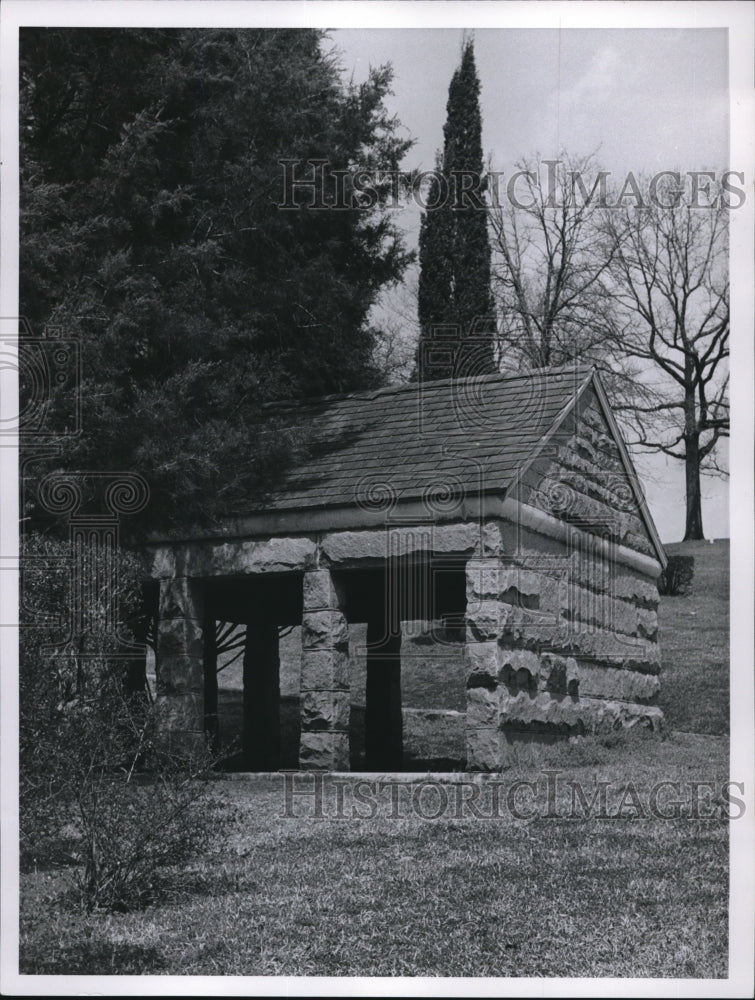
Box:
left=264, top=365, right=594, bottom=511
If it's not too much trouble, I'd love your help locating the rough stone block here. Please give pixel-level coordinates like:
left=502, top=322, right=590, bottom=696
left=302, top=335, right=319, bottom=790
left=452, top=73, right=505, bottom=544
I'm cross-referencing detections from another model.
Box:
left=613, top=571, right=660, bottom=608
left=569, top=556, right=612, bottom=595
left=465, top=559, right=504, bottom=601
left=151, top=546, right=176, bottom=579
left=563, top=587, right=639, bottom=637
left=499, top=606, right=570, bottom=645
left=154, top=691, right=204, bottom=733
left=465, top=641, right=501, bottom=686
left=566, top=657, right=580, bottom=696
left=636, top=607, right=658, bottom=640
left=477, top=522, right=504, bottom=557
left=300, top=690, right=350, bottom=732
left=499, top=688, right=664, bottom=733
left=302, top=610, right=349, bottom=650
left=500, top=617, right=661, bottom=673
left=499, top=567, right=544, bottom=601
left=466, top=599, right=504, bottom=640
left=622, top=530, right=655, bottom=558
left=300, top=648, right=350, bottom=691
left=466, top=685, right=500, bottom=727
left=158, top=577, right=202, bottom=621
left=500, top=648, right=541, bottom=689
left=157, top=616, right=204, bottom=660
left=537, top=574, right=563, bottom=614
left=320, top=523, right=478, bottom=565
left=499, top=522, right=570, bottom=562
left=299, top=731, right=350, bottom=770
left=500, top=689, right=582, bottom=729
left=573, top=662, right=660, bottom=702
left=580, top=697, right=665, bottom=733
left=541, top=652, right=568, bottom=693
left=153, top=539, right=318, bottom=579
left=465, top=727, right=503, bottom=771
left=553, top=630, right=661, bottom=672
left=156, top=655, right=204, bottom=696
left=302, top=569, right=342, bottom=611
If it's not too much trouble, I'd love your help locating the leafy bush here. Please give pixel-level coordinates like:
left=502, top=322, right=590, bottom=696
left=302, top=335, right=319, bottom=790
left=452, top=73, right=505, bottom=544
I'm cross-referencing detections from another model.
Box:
left=657, top=554, right=695, bottom=596
left=20, top=531, right=220, bottom=911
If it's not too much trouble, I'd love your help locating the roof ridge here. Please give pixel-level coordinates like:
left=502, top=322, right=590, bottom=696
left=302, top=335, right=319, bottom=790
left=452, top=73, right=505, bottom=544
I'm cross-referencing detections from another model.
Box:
left=263, top=364, right=595, bottom=412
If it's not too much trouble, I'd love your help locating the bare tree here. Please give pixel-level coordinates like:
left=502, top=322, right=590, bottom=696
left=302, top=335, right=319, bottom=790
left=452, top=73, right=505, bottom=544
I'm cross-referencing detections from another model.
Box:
left=489, top=151, right=646, bottom=409
left=370, top=269, right=420, bottom=384
left=602, top=175, right=729, bottom=540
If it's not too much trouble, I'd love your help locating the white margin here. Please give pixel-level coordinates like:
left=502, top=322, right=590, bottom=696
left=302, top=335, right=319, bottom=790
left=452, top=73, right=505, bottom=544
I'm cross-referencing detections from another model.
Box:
left=1, top=2, right=752, bottom=997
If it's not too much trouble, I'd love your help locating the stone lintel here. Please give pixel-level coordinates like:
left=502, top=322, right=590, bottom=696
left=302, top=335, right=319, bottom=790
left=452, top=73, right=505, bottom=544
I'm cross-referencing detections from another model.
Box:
left=320, top=523, right=481, bottom=566
left=151, top=536, right=317, bottom=579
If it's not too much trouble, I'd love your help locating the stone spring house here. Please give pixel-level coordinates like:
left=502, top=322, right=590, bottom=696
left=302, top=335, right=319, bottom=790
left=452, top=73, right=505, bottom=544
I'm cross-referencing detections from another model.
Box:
left=146, top=365, right=666, bottom=771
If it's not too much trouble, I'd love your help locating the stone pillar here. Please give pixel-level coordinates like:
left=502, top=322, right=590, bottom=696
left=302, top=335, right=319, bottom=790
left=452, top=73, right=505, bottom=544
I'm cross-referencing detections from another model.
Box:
left=299, top=569, right=350, bottom=770
left=243, top=621, right=280, bottom=770
left=365, top=614, right=403, bottom=771
left=464, top=556, right=505, bottom=770
left=156, top=577, right=205, bottom=755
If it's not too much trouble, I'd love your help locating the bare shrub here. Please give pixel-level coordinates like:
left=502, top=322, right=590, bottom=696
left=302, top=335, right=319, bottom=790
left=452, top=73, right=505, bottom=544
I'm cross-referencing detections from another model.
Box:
left=657, top=555, right=695, bottom=596
left=20, top=532, right=221, bottom=911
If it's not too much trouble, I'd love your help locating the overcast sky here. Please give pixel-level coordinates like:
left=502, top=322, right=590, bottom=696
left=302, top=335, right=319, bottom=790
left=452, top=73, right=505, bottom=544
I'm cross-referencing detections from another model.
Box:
left=330, top=27, right=731, bottom=543
left=331, top=28, right=729, bottom=178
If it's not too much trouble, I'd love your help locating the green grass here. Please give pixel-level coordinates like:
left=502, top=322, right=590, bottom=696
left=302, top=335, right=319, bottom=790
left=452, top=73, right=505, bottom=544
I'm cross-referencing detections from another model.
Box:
left=658, top=540, right=729, bottom=735
left=20, top=732, right=729, bottom=977
left=19, top=542, right=731, bottom=977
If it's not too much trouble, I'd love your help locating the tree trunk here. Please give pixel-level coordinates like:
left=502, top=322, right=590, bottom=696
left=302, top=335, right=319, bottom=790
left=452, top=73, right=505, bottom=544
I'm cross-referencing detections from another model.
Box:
left=683, top=383, right=704, bottom=540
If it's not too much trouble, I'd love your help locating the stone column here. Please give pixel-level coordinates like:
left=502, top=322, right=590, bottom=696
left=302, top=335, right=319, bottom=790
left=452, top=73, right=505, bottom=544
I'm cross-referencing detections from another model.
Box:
left=156, top=576, right=205, bottom=755
left=299, top=569, right=350, bottom=770
left=365, top=614, right=403, bottom=770
left=243, top=621, right=281, bottom=770
left=464, top=556, right=505, bottom=770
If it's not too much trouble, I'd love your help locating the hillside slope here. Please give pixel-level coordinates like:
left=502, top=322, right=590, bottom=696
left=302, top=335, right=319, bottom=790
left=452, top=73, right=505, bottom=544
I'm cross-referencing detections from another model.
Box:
left=657, top=539, right=729, bottom=734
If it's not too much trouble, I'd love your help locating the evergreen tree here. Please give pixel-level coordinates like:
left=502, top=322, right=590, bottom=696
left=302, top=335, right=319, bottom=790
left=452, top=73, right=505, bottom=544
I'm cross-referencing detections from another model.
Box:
left=20, top=28, right=414, bottom=532
left=414, top=38, right=496, bottom=381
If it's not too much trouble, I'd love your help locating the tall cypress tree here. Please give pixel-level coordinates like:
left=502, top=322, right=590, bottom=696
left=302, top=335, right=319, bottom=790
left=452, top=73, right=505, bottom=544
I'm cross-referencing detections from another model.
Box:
left=415, top=38, right=496, bottom=381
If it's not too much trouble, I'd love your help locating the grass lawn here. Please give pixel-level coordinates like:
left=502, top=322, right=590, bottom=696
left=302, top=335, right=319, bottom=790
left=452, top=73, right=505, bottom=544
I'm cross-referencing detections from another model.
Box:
left=658, top=540, right=729, bottom=735
left=18, top=541, right=731, bottom=979
left=20, top=732, right=729, bottom=978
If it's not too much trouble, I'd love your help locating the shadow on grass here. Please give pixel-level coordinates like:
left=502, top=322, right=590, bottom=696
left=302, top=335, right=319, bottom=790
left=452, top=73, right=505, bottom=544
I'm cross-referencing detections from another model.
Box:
left=20, top=940, right=167, bottom=976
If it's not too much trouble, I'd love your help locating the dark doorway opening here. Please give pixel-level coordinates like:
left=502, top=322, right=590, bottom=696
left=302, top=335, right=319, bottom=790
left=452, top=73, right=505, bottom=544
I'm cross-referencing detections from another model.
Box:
left=338, top=554, right=467, bottom=771
left=204, top=573, right=302, bottom=770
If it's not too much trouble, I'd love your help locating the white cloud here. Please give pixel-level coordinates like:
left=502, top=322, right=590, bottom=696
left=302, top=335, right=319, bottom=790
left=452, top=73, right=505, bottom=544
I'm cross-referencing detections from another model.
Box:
left=554, top=45, right=629, bottom=121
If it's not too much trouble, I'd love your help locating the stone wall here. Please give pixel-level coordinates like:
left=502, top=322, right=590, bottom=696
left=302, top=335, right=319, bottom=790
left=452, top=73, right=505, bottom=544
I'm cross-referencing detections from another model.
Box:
left=464, top=518, right=662, bottom=770
left=150, top=508, right=663, bottom=771
left=520, top=386, right=657, bottom=559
